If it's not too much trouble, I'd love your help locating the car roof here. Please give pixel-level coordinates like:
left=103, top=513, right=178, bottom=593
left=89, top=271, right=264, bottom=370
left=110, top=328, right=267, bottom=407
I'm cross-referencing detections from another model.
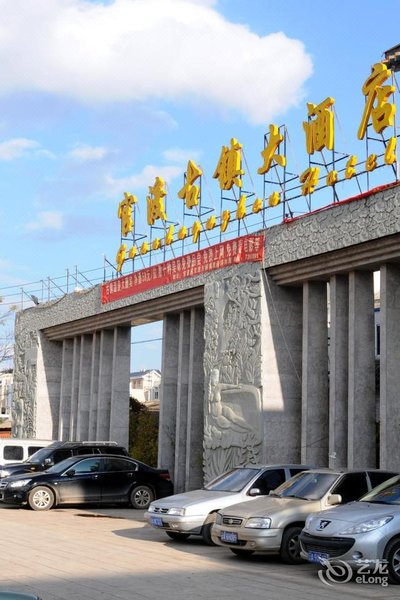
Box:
left=241, top=464, right=312, bottom=469
left=47, top=441, right=121, bottom=449
left=295, top=468, right=399, bottom=475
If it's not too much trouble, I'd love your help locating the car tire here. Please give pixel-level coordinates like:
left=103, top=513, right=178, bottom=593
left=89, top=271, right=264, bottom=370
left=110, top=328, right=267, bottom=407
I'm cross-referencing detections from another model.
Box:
left=201, top=521, right=218, bottom=545
left=230, top=548, right=255, bottom=558
left=280, top=526, right=304, bottom=564
left=27, top=486, right=55, bottom=511
left=130, top=485, right=154, bottom=509
left=384, top=538, right=400, bottom=584
left=166, top=531, right=191, bottom=541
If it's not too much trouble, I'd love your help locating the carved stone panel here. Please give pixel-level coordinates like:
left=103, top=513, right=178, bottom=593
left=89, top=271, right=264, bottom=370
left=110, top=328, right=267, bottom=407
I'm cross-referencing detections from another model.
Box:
left=203, top=264, right=263, bottom=482
left=12, top=325, right=38, bottom=438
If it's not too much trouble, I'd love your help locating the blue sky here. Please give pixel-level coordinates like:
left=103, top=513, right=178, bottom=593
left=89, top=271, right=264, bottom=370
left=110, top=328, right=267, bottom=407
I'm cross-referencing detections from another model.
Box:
left=0, top=0, right=399, bottom=370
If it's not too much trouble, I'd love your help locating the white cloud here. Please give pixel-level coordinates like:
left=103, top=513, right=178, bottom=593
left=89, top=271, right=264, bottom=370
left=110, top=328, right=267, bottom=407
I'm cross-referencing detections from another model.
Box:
left=162, top=147, right=202, bottom=164
left=25, top=211, right=63, bottom=232
left=106, top=164, right=183, bottom=195
left=0, top=138, right=40, bottom=160
left=68, top=145, right=110, bottom=161
left=0, top=0, right=313, bottom=124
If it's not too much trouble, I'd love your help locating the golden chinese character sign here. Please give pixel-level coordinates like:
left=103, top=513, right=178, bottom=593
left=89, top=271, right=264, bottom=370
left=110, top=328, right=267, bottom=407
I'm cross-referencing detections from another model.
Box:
left=110, top=59, right=398, bottom=279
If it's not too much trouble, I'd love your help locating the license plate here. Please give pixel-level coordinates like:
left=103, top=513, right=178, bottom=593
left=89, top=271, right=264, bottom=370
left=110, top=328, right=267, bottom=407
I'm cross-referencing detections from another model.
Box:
left=220, top=530, right=238, bottom=544
left=151, top=517, right=164, bottom=527
left=308, top=551, right=329, bottom=564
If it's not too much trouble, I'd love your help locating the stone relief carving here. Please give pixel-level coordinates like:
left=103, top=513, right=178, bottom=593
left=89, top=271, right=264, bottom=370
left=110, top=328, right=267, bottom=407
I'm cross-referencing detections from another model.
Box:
left=12, top=327, right=38, bottom=437
left=203, top=267, right=262, bottom=482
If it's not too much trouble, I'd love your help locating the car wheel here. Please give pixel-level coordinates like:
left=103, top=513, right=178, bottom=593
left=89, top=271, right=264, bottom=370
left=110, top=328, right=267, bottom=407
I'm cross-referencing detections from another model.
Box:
left=230, top=548, right=255, bottom=558
left=201, top=522, right=217, bottom=545
left=130, top=485, right=154, bottom=509
left=384, top=538, right=400, bottom=584
left=280, top=526, right=304, bottom=564
left=166, top=531, right=191, bottom=541
left=28, top=486, right=55, bottom=511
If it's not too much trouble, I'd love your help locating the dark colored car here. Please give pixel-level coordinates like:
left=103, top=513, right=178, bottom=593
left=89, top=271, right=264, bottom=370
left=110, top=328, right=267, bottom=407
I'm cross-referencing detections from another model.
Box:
left=0, top=441, right=129, bottom=479
left=0, top=454, right=173, bottom=510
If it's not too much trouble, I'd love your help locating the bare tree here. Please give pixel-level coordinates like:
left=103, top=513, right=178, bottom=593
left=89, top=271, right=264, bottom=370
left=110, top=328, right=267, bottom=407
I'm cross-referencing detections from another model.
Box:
left=0, top=297, right=16, bottom=368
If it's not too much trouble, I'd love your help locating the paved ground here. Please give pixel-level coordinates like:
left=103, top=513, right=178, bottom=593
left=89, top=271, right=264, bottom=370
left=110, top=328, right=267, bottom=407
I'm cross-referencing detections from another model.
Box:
left=0, top=504, right=398, bottom=600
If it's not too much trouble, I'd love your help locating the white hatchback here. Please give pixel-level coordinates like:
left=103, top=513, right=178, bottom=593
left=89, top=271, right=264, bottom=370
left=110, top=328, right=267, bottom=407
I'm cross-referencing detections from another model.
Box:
left=144, top=464, right=310, bottom=544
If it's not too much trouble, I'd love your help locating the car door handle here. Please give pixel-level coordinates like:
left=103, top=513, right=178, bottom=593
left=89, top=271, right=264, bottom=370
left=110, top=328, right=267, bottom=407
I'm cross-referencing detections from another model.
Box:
left=91, top=474, right=99, bottom=479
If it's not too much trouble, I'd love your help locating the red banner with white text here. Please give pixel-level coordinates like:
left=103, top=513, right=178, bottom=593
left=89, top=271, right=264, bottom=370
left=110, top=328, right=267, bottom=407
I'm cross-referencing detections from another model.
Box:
left=101, top=233, right=265, bottom=304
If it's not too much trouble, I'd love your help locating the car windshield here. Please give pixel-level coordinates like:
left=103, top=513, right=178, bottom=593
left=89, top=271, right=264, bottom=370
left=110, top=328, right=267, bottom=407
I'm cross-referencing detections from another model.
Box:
left=204, top=468, right=261, bottom=492
left=25, top=447, right=54, bottom=464
left=360, top=475, right=400, bottom=505
left=45, top=456, right=80, bottom=474
left=271, top=472, right=339, bottom=500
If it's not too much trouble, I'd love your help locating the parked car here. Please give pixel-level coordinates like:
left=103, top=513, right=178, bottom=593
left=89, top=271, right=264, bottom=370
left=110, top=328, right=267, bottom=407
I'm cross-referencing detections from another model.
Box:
left=144, top=464, right=311, bottom=544
left=0, top=440, right=129, bottom=479
left=0, top=454, right=173, bottom=510
left=211, top=469, right=399, bottom=564
left=0, top=439, right=55, bottom=465
left=300, top=473, right=400, bottom=584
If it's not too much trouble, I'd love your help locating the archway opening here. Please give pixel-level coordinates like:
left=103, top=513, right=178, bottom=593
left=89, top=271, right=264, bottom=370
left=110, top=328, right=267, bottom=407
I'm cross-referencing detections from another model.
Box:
left=129, top=321, right=163, bottom=466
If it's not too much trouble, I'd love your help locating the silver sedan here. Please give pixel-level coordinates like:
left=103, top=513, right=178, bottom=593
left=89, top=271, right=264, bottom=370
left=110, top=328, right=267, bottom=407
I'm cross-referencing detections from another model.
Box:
left=300, top=474, right=400, bottom=584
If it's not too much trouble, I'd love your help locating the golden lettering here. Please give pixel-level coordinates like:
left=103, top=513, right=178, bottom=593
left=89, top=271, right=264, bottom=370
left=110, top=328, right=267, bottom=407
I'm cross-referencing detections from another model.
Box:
left=384, top=137, right=397, bottom=165
left=178, top=160, right=203, bottom=209
left=300, top=167, right=320, bottom=195
left=213, top=138, right=244, bottom=190
left=147, top=177, right=167, bottom=225
left=303, top=97, right=335, bottom=154
left=358, top=62, right=395, bottom=139
left=258, top=124, right=286, bottom=175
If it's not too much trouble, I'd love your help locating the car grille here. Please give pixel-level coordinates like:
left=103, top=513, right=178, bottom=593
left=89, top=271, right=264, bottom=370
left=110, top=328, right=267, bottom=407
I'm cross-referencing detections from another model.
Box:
left=0, top=481, right=8, bottom=490
left=222, top=516, right=244, bottom=526
left=300, top=532, right=355, bottom=557
left=151, top=507, right=169, bottom=514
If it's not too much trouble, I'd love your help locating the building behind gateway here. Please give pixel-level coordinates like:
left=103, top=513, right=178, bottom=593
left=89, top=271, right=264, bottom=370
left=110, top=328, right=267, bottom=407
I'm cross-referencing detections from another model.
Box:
left=12, top=182, right=400, bottom=492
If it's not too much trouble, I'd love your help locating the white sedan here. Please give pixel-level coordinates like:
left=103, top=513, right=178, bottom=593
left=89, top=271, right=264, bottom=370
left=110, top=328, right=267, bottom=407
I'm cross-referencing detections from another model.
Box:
left=144, top=464, right=310, bottom=544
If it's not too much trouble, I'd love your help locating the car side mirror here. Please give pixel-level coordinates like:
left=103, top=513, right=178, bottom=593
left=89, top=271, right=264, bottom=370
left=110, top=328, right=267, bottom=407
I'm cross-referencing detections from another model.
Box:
left=327, top=493, right=342, bottom=505
left=249, top=487, right=261, bottom=496
left=44, top=458, right=54, bottom=466
left=65, top=469, right=75, bottom=477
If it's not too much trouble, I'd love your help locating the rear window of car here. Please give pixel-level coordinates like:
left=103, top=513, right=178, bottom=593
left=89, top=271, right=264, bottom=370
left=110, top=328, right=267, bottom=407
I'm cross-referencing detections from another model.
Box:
left=4, top=445, right=23, bottom=461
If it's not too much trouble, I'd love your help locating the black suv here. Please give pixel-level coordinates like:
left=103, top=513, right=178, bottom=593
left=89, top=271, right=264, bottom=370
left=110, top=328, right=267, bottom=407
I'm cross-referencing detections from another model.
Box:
left=0, top=441, right=128, bottom=479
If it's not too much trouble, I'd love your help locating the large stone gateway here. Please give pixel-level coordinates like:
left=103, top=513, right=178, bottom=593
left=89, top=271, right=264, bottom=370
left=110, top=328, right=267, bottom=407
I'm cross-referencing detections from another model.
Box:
left=12, top=183, right=400, bottom=491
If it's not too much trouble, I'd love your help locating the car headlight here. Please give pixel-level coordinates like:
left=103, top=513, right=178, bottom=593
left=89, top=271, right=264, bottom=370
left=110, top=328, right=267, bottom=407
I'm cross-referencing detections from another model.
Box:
left=338, top=516, right=393, bottom=535
left=0, top=470, right=10, bottom=478
left=147, top=505, right=156, bottom=513
left=8, top=479, right=32, bottom=488
left=245, top=517, right=272, bottom=529
left=215, top=513, right=222, bottom=525
left=168, top=507, right=185, bottom=516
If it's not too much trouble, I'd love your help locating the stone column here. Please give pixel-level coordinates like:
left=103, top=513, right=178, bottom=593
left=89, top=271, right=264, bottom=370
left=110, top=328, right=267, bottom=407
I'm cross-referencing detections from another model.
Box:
left=36, top=334, right=62, bottom=440
left=301, top=281, right=329, bottom=466
left=379, top=265, right=400, bottom=469
left=158, top=314, right=179, bottom=478
left=96, top=329, right=114, bottom=440
left=261, top=273, right=303, bottom=463
left=110, top=326, right=130, bottom=448
left=348, top=271, right=376, bottom=467
left=59, top=339, right=74, bottom=440
left=174, top=311, right=191, bottom=493
left=185, top=307, right=205, bottom=490
left=69, top=336, right=81, bottom=440
left=88, top=332, right=101, bottom=440
left=329, top=275, right=349, bottom=468
left=76, top=334, right=94, bottom=441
